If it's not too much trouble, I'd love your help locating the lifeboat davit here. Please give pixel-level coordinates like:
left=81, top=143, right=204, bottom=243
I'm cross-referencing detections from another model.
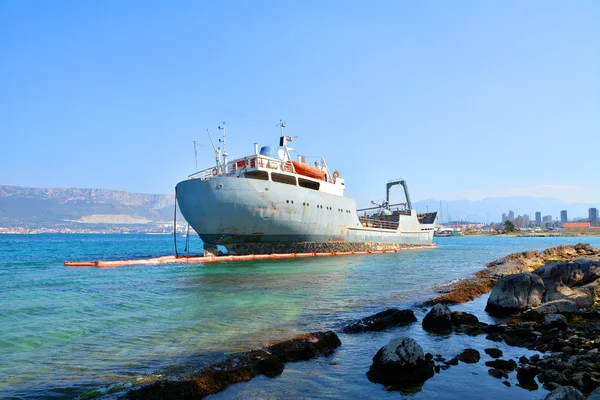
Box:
left=291, top=161, right=326, bottom=181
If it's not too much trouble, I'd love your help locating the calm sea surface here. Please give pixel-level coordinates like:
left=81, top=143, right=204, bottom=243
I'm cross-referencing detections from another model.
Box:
left=1, top=234, right=599, bottom=399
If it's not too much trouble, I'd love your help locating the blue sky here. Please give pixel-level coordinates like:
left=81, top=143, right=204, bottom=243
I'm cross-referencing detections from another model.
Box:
left=1, top=1, right=598, bottom=207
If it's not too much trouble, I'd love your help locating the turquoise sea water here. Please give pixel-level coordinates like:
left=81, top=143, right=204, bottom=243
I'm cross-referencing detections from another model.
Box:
left=1, top=234, right=600, bottom=399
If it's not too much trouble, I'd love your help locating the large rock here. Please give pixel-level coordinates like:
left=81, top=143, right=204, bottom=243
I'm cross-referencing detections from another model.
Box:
left=422, top=304, right=453, bottom=332
left=532, top=299, right=580, bottom=315
left=366, top=337, right=434, bottom=389
left=265, top=331, right=341, bottom=362
left=485, top=273, right=545, bottom=316
left=544, top=386, right=585, bottom=400
left=534, top=258, right=600, bottom=309
left=342, top=308, right=417, bottom=333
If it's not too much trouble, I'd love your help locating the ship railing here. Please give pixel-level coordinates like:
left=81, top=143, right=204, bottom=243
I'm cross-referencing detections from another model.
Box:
left=188, top=155, right=296, bottom=180
left=357, top=203, right=408, bottom=212
left=358, top=216, right=399, bottom=230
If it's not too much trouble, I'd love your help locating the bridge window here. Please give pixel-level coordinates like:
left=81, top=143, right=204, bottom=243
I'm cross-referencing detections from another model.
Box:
left=272, top=173, right=297, bottom=186
left=298, top=178, right=320, bottom=191
left=245, top=170, right=269, bottom=181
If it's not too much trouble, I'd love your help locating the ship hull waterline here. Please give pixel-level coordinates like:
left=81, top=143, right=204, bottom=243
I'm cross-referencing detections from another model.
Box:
left=176, top=177, right=436, bottom=255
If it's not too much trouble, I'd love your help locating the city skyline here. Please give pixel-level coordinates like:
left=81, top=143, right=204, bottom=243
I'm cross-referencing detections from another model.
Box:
left=501, top=207, right=599, bottom=227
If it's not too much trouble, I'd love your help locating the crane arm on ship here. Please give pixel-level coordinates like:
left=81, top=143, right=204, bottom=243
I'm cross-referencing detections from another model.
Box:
left=386, top=179, right=412, bottom=210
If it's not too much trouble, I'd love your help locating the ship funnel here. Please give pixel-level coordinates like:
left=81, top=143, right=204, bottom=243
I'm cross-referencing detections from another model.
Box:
left=254, top=143, right=259, bottom=155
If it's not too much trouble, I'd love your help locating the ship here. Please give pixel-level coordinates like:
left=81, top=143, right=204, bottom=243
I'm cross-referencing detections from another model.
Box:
left=175, top=122, right=438, bottom=256
left=433, top=228, right=463, bottom=237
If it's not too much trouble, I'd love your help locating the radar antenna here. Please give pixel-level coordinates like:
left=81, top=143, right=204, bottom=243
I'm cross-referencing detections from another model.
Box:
left=278, top=120, right=297, bottom=160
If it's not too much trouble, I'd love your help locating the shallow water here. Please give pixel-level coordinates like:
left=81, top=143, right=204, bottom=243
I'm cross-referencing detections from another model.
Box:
left=1, top=234, right=599, bottom=399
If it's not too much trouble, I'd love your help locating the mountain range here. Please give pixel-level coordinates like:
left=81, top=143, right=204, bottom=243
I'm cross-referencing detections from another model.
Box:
left=0, top=184, right=597, bottom=228
left=0, top=185, right=175, bottom=228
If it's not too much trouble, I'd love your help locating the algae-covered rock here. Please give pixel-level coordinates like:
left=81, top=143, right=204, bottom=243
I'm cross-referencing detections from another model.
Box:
left=265, top=331, right=341, bottom=362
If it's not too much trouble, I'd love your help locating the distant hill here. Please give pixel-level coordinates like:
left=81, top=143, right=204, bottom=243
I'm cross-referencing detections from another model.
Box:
left=414, top=197, right=598, bottom=224
left=0, top=185, right=176, bottom=228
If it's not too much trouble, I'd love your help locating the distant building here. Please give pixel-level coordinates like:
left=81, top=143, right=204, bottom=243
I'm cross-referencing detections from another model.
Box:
left=542, top=215, right=552, bottom=223
left=560, top=210, right=568, bottom=222
left=590, top=208, right=599, bottom=223
left=508, top=210, right=515, bottom=222
left=514, top=216, right=524, bottom=228
left=523, top=214, right=530, bottom=226
left=535, top=212, right=542, bottom=225
left=564, top=222, right=600, bottom=232
left=502, top=213, right=507, bottom=223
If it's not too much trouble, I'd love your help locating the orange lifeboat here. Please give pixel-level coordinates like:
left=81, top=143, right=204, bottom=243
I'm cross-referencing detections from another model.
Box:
left=291, top=161, right=326, bottom=181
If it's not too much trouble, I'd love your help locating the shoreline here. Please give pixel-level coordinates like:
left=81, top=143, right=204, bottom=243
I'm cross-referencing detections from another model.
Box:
left=426, top=243, right=599, bottom=305
left=112, top=243, right=600, bottom=399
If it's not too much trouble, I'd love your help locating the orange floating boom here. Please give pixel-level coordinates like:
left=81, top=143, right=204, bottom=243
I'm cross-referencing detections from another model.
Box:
left=63, top=244, right=437, bottom=268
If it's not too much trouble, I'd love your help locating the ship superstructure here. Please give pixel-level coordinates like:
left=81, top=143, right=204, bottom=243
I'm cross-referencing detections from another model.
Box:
left=176, top=123, right=437, bottom=256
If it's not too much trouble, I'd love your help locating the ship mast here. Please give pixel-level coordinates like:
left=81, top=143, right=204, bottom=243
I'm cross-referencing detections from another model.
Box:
left=278, top=120, right=295, bottom=161
left=218, top=122, right=228, bottom=172
left=206, top=128, right=221, bottom=170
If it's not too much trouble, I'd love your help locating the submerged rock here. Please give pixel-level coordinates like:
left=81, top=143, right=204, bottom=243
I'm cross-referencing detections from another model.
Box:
left=342, top=308, right=417, bottom=333
left=127, top=331, right=341, bottom=400
left=485, top=273, right=545, bottom=316
left=127, top=350, right=284, bottom=400
left=455, top=348, right=480, bottom=363
left=488, top=368, right=508, bottom=379
left=422, top=304, right=453, bottom=332
left=265, top=331, right=341, bottom=362
left=544, top=386, right=585, bottom=400
left=366, top=336, right=434, bottom=390
left=484, top=348, right=503, bottom=358
left=485, top=359, right=517, bottom=372
left=516, top=366, right=540, bottom=390
left=451, top=311, right=480, bottom=327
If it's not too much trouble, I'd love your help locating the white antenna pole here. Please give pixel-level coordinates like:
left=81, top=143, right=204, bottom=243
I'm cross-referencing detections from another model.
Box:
left=193, top=140, right=198, bottom=173
left=279, top=119, right=285, bottom=136
left=207, top=128, right=220, bottom=169
left=278, top=120, right=294, bottom=162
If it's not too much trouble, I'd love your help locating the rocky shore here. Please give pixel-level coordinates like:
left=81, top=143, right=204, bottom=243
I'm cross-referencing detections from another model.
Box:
left=349, top=243, right=600, bottom=398
left=119, top=243, right=600, bottom=399
left=427, top=243, right=600, bottom=305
